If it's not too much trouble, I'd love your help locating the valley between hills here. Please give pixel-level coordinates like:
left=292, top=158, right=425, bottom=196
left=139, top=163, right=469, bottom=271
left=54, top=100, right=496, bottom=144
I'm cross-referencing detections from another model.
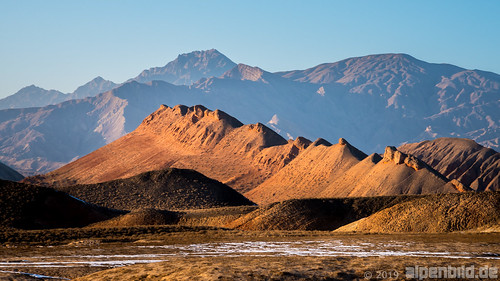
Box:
left=0, top=50, right=499, bottom=280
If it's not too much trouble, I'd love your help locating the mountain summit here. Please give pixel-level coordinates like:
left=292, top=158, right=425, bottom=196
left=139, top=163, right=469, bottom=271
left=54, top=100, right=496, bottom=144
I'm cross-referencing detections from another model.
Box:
left=70, top=76, right=117, bottom=100
left=0, top=85, right=66, bottom=109
left=132, top=49, right=236, bottom=85
left=222, top=64, right=267, bottom=82
left=0, top=77, right=117, bottom=110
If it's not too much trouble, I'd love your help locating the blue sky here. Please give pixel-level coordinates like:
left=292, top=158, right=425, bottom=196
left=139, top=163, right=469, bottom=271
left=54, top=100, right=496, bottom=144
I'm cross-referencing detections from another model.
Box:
left=1, top=0, right=499, bottom=98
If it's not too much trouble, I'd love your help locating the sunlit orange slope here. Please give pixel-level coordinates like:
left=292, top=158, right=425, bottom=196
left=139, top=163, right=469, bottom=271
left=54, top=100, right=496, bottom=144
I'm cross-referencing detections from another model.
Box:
left=25, top=105, right=310, bottom=193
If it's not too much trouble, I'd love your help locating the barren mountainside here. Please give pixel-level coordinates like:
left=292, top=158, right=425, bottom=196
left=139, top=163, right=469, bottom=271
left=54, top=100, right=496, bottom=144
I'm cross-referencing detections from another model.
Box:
left=399, top=138, right=499, bottom=191
left=0, top=81, right=193, bottom=176
left=25, top=105, right=308, bottom=193
left=0, top=85, right=66, bottom=110
left=85, top=192, right=499, bottom=233
left=247, top=141, right=464, bottom=204
left=70, top=76, right=118, bottom=100
left=277, top=54, right=499, bottom=149
left=226, top=196, right=415, bottom=231
left=319, top=146, right=466, bottom=198
left=245, top=138, right=367, bottom=204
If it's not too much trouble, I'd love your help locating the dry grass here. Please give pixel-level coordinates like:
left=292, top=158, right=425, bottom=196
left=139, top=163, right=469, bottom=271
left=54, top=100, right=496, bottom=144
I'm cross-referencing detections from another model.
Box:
left=77, top=192, right=500, bottom=233
left=73, top=255, right=500, bottom=281
left=0, top=225, right=218, bottom=245
left=336, top=191, right=500, bottom=233
left=227, top=195, right=416, bottom=231
left=1, top=229, right=498, bottom=280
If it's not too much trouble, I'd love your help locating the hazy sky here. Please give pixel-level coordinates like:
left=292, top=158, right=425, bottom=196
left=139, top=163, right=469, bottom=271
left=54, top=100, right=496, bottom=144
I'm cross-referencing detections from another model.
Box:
left=1, top=0, right=499, bottom=98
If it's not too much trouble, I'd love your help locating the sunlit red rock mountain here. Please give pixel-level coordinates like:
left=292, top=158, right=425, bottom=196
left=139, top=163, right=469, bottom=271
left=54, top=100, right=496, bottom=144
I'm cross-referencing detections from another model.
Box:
left=26, top=105, right=483, bottom=205
left=246, top=140, right=468, bottom=204
left=26, top=105, right=308, bottom=194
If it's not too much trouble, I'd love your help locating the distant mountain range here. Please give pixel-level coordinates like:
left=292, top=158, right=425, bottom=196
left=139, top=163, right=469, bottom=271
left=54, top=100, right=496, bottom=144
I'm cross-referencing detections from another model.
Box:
left=0, top=49, right=235, bottom=110
left=0, top=77, right=118, bottom=110
left=1, top=49, right=498, bottom=175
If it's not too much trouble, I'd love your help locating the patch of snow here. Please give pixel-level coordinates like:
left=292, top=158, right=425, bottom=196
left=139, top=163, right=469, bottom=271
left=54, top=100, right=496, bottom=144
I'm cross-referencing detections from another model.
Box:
left=268, top=114, right=279, bottom=125
left=424, top=126, right=438, bottom=138
left=0, top=270, right=69, bottom=280
left=316, top=86, right=325, bottom=96
left=0, top=260, right=165, bottom=268
left=135, top=240, right=499, bottom=260
left=485, top=116, right=497, bottom=129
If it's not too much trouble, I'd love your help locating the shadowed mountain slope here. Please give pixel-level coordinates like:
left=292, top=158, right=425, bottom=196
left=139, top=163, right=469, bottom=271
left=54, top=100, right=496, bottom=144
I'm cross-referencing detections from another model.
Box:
left=90, top=208, right=180, bottom=228
left=399, top=138, right=499, bottom=191
left=25, top=105, right=308, bottom=193
left=57, top=168, right=254, bottom=211
left=86, top=192, right=499, bottom=233
left=0, top=180, right=122, bottom=230
left=91, top=196, right=412, bottom=230
left=226, top=196, right=415, bottom=231
left=0, top=161, right=23, bottom=181
left=91, top=206, right=260, bottom=228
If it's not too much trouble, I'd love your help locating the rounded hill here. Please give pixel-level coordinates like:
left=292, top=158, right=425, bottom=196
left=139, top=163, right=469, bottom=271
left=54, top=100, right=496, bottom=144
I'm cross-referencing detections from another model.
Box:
left=58, top=168, right=255, bottom=211
left=336, top=191, right=500, bottom=233
left=0, top=180, right=121, bottom=229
